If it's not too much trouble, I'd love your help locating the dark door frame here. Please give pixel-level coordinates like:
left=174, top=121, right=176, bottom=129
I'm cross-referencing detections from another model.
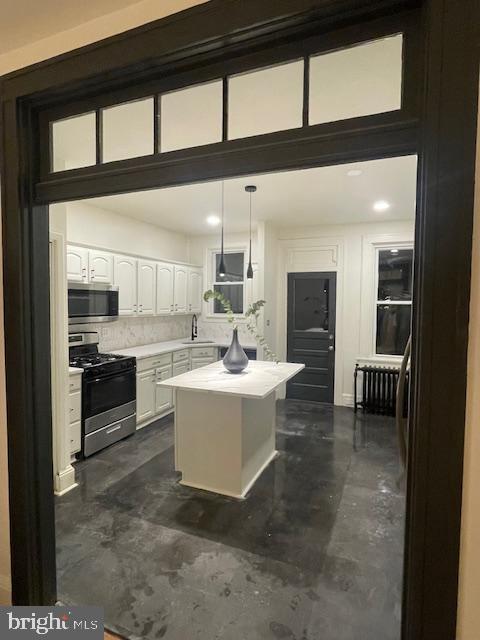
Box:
left=0, top=1, right=478, bottom=639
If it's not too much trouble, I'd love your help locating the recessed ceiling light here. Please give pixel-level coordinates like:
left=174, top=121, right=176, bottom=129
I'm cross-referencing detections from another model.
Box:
left=206, top=215, right=220, bottom=226
left=390, top=249, right=399, bottom=254
left=373, top=200, right=391, bottom=212
left=347, top=169, right=363, bottom=177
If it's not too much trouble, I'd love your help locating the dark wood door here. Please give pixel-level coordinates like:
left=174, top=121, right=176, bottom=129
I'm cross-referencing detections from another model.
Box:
left=286, top=272, right=336, bottom=403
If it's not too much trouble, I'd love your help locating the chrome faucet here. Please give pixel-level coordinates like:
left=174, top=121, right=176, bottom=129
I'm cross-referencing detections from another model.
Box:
left=191, top=314, right=198, bottom=341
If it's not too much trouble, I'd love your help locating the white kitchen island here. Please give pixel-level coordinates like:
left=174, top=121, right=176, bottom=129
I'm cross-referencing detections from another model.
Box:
left=159, top=360, right=304, bottom=499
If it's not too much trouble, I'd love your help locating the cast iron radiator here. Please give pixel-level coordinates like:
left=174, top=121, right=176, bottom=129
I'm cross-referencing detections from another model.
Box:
left=354, top=364, right=409, bottom=416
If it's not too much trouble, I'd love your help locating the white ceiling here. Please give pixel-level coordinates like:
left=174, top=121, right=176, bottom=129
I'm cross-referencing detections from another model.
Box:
left=86, top=155, right=417, bottom=235
left=0, top=0, right=142, bottom=54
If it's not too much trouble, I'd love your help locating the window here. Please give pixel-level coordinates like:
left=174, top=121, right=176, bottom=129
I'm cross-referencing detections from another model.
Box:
left=375, top=248, right=413, bottom=356
left=212, top=251, right=245, bottom=315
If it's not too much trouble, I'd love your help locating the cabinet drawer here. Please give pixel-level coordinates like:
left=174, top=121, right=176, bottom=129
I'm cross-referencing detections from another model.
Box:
left=172, top=362, right=189, bottom=376
left=137, top=353, right=172, bottom=372
left=68, top=374, right=81, bottom=392
left=84, top=415, right=136, bottom=457
left=190, top=357, right=215, bottom=370
left=156, top=364, right=173, bottom=380
left=69, top=421, right=81, bottom=454
left=69, top=390, right=81, bottom=424
left=173, top=349, right=189, bottom=363
left=191, top=346, right=216, bottom=359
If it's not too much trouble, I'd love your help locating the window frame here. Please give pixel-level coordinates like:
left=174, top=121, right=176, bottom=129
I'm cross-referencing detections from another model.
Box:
left=373, top=243, right=414, bottom=358
left=208, top=247, right=248, bottom=319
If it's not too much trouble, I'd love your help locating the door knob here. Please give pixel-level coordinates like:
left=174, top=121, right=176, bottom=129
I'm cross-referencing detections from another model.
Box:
left=328, top=345, right=334, bottom=351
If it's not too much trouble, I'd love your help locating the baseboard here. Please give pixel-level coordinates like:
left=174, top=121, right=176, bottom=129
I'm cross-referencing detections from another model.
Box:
left=0, top=574, right=11, bottom=605
left=342, top=393, right=355, bottom=407
left=54, top=465, right=77, bottom=496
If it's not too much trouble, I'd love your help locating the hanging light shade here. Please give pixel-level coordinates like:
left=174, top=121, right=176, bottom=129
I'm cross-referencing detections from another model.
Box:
left=245, top=185, right=256, bottom=279
left=219, top=181, right=226, bottom=278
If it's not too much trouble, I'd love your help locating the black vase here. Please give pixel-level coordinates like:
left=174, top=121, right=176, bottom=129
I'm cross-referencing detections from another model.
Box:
left=223, top=328, right=249, bottom=373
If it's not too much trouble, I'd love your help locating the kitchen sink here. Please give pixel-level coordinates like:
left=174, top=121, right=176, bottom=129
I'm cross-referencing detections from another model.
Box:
left=181, top=340, right=215, bottom=344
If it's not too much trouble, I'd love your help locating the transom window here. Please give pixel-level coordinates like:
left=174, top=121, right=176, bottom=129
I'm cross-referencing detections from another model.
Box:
left=375, top=247, right=413, bottom=356
left=212, top=251, right=245, bottom=315
left=48, top=34, right=403, bottom=173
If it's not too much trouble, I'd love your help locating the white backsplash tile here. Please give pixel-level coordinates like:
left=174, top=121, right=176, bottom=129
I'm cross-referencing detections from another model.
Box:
left=196, top=318, right=253, bottom=346
left=88, top=315, right=192, bottom=352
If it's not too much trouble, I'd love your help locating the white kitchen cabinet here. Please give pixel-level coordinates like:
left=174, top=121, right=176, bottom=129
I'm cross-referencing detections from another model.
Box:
left=155, top=365, right=173, bottom=414
left=190, top=357, right=215, bottom=370
left=187, top=267, right=203, bottom=314
left=156, top=262, right=175, bottom=315
left=68, top=372, right=82, bottom=456
left=137, top=369, right=156, bottom=425
left=66, top=246, right=89, bottom=282
left=114, top=254, right=138, bottom=315
left=173, top=265, right=188, bottom=314
left=137, top=260, right=156, bottom=316
left=173, top=361, right=190, bottom=377
left=89, top=249, right=113, bottom=284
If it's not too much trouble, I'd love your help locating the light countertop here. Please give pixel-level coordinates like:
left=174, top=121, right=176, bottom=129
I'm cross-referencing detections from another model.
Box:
left=69, top=366, right=83, bottom=374
left=111, top=338, right=257, bottom=360
left=159, top=360, right=304, bottom=399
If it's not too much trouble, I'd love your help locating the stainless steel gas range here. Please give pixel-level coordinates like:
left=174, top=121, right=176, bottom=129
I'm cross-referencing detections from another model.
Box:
left=69, top=332, right=136, bottom=457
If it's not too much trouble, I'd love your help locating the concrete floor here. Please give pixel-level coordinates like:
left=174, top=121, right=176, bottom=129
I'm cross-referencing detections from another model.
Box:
left=56, top=400, right=405, bottom=640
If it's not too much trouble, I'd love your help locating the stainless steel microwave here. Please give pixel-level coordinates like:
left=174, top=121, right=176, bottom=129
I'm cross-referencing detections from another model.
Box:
left=68, top=283, right=119, bottom=325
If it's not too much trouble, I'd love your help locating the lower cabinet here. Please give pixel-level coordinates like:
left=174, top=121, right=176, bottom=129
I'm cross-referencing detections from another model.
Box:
left=136, top=357, right=176, bottom=428
left=135, top=347, right=218, bottom=429
left=68, top=372, right=82, bottom=456
left=137, top=369, right=156, bottom=425
left=156, top=365, right=174, bottom=414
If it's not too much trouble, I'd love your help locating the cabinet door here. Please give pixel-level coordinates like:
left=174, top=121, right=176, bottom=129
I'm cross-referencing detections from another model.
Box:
left=156, top=262, right=175, bottom=315
left=173, top=362, right=190, bottom=376
left=137, top=260, right=156, bottom=316
left=155, top=366, right=173, bottom=414
left=137, top=370, right=155, bottom=425
left=173, top=266, right=188, bottom=314
left=66, top=245, right=88, bottom=282
left=114, top=255, right=138, bottom=315
left=89, top=249, right=113, bottom=284
left=187, top=267, right=203, bottom=314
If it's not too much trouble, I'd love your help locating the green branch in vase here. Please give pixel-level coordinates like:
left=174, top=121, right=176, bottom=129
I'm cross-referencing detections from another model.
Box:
left=203, top=290, right=279, bottom=363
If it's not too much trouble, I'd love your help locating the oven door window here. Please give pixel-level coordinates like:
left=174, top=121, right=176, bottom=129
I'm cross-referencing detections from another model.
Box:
left=84, top=371, right=136, bottom=417
left=68, top=289, right=113, bottom=319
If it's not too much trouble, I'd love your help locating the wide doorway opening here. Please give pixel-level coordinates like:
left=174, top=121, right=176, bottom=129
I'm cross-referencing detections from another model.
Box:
left=50, top=154, right=417, bottom=639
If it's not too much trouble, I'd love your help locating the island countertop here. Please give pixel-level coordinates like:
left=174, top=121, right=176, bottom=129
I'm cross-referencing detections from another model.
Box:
left=159, top=360, right=304, bottom=399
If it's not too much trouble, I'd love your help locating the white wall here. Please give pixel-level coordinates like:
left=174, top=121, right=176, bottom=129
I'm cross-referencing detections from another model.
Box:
left=274, top=219, right=415, bottom=406
left=65, top=201, right=190, bottom=263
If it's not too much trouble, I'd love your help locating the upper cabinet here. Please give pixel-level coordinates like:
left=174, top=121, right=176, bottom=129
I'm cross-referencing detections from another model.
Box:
left=89, top=249, right=113, bottom=284
left=66, top=246, right=89, bottom=282
left=67, top=243, right=201, bottom=317
left=67, top=245, right=113, bottom=284
left=173, top=266, right=188, bottom=314
left=137, top=260, right=156, bottom=315
left=114, top=255, right=138, bottom=315
left=188, top=267, right=203, bottom=314
left=156, top=262, right=175, bottom=315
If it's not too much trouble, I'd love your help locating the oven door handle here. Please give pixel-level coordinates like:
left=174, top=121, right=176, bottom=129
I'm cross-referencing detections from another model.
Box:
left=85, top=369, right=135, bottom=385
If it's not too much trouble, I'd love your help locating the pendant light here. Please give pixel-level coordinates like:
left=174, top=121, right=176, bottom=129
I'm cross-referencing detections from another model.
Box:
left=245, top=185, right=256, bottom=279
left=218, top=180, right=226, bottom=278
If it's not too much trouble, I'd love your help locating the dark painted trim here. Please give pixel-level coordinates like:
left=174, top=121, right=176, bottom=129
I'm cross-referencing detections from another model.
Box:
left=0, top=97, right=56, bottom=605
left=403, top=1, right=480, bottom=638
left=0, top=3, right=478, bottom=640
left=0, top=0, right=420, bottom=99
left=36, top=113, right=418, bottom=203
